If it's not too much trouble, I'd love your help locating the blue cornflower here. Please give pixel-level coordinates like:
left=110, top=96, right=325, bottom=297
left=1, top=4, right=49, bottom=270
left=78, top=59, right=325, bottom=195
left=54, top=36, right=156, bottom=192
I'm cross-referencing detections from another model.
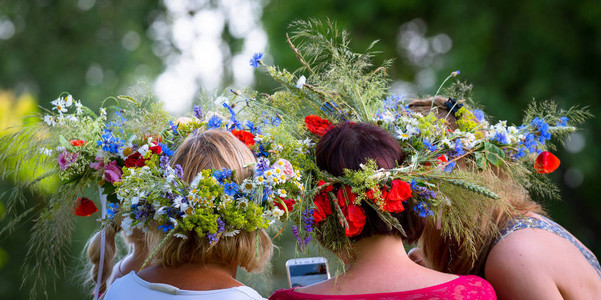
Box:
left=97, top=128, right=124, bottom=154
left=557, top=116, right=568, bottom=127
left=255, top=143, right=269, bottom=157
left=414, top=201, right=434, bottom=217
left=245, top=120, right=259, bottom=135
left=422, top=139, right=437, bottom=152
left=158, top=224, right=174, bottom=232
left=107, top=203, right=119, bottom=219
left=443, top=161, right=456, bottom=173
left=174, top=164, right=184, bottom=179
left=451, top=139, right=465, bottom=157
left=472, top=109, right=485, bottom=122
left=270, top=116, right=281, bottom=126
left=207, top=115, right=223, bottom=129
left=223, top=182, right=239, bottom=196
left=492, top=132, right=509, bottom=145
left=193, top=105, right=202, bottom=119
left=213, top=168, right=232, bottom=183
left=410, top=178, right=422, bottom=191
left=250, top=52, right=263, bottom=69
left=531, top=117, right=551, bottom=143
left=513, top=146, right=528, bottom=160
left=169, top=120, right=178, bottom=135
left=158, top=143, right=174, bottom=156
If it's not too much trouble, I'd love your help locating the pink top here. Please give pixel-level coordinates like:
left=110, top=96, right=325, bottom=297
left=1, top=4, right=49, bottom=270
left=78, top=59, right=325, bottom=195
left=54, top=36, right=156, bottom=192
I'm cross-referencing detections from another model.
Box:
left=269, top=275, right=496, bottom=300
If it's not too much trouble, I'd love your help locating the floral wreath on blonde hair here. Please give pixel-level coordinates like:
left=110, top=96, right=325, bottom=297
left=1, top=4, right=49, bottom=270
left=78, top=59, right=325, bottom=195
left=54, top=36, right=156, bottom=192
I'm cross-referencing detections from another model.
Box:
left=244, top=20, right=591, bottom=256
left=1, top=91, right=306, bottom=298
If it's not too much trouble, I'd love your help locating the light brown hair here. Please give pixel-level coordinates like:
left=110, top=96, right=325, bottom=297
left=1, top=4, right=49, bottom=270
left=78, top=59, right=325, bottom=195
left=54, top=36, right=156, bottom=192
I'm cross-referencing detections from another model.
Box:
left=409, top=97, right=544, bottom=275
left=146, top=129, right=272, bottom=272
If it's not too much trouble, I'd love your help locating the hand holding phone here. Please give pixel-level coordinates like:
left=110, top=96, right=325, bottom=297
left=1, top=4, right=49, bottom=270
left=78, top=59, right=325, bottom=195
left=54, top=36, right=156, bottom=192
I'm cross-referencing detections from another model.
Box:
left=286, top=257, right=330, bottom=288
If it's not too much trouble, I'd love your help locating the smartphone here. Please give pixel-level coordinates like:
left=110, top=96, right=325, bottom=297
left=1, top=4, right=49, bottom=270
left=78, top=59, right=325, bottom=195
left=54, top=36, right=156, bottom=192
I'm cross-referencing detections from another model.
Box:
left=285, top=257, right=330, bottom=288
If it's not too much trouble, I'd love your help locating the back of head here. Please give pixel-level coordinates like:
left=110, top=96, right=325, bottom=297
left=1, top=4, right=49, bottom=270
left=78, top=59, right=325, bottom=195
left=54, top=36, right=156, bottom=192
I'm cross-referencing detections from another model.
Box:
left=147, top=129, right=272, bottom=272
left=408, top=97, right=544, bottom=275
left=315, top=122, right=425, bottom=249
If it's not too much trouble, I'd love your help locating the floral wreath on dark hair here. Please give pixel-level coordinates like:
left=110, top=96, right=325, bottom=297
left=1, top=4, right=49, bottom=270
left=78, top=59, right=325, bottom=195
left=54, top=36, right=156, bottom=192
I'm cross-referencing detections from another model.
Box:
left=246, top=20, right=591, bottom=256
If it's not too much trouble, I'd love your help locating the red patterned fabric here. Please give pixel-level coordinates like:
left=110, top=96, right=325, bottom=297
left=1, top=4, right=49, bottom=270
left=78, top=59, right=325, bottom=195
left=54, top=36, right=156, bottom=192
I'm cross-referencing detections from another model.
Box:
left=269, top=275, right=496, bottom=300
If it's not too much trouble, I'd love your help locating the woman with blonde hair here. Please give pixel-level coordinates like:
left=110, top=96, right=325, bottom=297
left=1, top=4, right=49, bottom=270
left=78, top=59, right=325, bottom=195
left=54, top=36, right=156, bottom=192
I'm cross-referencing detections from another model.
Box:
left=85, top=225, right=147, bottom=297
left=409, top=97, right=601, bottom=299
left=104, top=129, right=276, bottom=299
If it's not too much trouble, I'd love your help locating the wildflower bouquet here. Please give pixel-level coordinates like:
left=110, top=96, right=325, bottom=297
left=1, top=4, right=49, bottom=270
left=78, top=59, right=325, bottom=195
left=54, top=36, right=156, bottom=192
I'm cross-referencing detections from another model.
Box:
left=247, top=20, right=591, bottom=258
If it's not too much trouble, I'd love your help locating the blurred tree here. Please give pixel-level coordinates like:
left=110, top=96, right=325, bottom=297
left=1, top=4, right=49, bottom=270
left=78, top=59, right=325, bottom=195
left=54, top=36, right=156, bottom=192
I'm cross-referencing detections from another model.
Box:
left=0, top=0, right=163, bottom=110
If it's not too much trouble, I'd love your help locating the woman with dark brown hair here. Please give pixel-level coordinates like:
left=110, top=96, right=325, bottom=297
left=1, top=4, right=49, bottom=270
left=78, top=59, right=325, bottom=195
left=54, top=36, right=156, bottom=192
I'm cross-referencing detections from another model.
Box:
left=409, top=97, right=601, bottom=300
left=270, top=122, right=495, bottom=299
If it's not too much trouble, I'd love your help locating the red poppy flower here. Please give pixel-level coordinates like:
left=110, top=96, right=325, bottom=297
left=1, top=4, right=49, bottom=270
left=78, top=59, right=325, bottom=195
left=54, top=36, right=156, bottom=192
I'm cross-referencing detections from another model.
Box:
left=149, top=144, right=162, bottom=154
left=336, top=185, right=358, bottom=208
left=383, top=180, right=412, bottom=213
left=73, top=197, right=98, bottom=217
left=231, top=129, right=256, bottom=147
left=534, top=151, right=560, bottom=174
left=70, top=139, right=86, bottom=146
left=437, top=155, right=448, bottom=164
left=313, top=193, right=332, bottom=223
left=304, top=115, right=332, bottom=136
left=275, top=198, right=296, bottom=213
left=124, top=152, right=146, bottom=168
left=342, top=204, right=366, bottom=237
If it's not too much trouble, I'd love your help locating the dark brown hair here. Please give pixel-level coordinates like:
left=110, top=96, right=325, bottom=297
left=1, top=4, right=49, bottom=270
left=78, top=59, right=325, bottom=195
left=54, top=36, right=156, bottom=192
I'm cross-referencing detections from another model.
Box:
left=315, top=122, right=424, bottom=244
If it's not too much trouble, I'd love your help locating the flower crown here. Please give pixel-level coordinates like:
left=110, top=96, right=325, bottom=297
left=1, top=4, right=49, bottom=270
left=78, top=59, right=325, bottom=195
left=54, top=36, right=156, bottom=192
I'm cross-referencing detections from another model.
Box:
left=4, top=92, right=306, bottom=294
left=245, top=20, right=591, bottom=254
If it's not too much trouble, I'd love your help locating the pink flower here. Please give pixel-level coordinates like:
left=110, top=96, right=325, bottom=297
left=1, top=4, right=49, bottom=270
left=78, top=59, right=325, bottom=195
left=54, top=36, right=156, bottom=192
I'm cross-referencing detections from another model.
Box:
left=104, top=161, right=122, bottom=183
left=58, top=150, right=78, bottom=171
left=273, top=159, right=294, bottom=179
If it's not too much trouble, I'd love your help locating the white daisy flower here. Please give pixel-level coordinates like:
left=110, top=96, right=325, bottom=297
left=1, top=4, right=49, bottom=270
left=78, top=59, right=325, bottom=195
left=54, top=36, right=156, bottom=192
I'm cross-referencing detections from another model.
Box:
left=74, top=100, right=83, bottom=114
left=50, top=97, right=67, bottom=113
left=224, top=229, right=240, bottom=237
left=43, top=115, right=56, bottom=126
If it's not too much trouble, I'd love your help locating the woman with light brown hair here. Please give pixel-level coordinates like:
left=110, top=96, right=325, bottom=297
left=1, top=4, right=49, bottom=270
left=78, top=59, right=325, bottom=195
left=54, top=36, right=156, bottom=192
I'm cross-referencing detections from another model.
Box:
left=103, top=129, right=273, bottom=300
left=409, top=97, right=601, bottom=299
left=85, top=223, right=147, bottom=297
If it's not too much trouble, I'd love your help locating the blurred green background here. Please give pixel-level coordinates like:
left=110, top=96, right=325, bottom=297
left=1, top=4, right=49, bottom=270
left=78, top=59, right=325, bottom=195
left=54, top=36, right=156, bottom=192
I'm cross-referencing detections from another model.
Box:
left=1, top=0, right=599, bottom=298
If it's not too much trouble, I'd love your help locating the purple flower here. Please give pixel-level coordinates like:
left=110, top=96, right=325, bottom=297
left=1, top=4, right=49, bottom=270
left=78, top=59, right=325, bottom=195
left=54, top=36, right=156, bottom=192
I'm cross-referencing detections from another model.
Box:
left=104, top=160, right=122, bottom=183
left=250, top=52, right=263, bottom=69
left=207, top=233, right=218, bottom=244
left=193, top=105, right=202, bottom=119
left=174, top=164, right=184, bottom=179
left=159, top=155, right=170, bottom=169
left=58, top=150, right=78, bottom=171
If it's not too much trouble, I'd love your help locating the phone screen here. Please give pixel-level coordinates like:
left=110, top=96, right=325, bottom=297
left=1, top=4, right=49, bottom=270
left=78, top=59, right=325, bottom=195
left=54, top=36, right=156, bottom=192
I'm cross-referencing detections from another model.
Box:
left=288, top=262, right=329, bottom=287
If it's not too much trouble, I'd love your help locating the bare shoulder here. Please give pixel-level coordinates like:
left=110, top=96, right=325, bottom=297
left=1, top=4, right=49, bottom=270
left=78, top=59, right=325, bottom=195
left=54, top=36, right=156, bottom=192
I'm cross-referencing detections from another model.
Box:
left=485, top=226, right=601, bottom=299
left=485, top=228, right=565, bottom=299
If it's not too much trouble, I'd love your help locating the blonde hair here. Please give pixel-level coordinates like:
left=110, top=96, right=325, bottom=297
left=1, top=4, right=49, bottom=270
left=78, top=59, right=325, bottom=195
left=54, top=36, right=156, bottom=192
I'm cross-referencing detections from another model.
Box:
left=146, top=129, right=273, bottom=272
left=85, top=219, right=147, bottom=294
left=409, top=97, right=544, bottom=275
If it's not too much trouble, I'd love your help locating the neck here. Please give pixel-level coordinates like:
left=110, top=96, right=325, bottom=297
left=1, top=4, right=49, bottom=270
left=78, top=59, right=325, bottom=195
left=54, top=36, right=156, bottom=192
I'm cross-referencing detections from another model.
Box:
left=138, top=262, right=242, bottom=290
left=345, top=235, right=412, bottom=270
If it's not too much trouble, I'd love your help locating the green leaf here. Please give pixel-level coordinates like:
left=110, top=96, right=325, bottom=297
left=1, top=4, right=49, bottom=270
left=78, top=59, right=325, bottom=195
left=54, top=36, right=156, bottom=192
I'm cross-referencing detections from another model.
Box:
left=59, top=135, right=69, bottom=148
left=474, top=152, right=486, bottom=169
left=484, top=142, right=505, bottom=166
